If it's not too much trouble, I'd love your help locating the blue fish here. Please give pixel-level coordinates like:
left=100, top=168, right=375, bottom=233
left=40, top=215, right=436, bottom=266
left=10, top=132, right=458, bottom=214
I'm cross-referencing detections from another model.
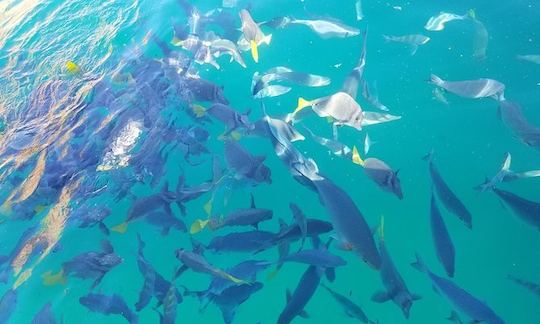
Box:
left=322, top=284, right=375, bottom=324
left=277, top=265, right=322, bottom=324
left=207, top=230, right=276, bottom=253
left=279, top=249, right=347, bottom=269
left=32, top=302, right=56, bottom=324
left=412, top=254, right=505, bottom=324
left=224, top=140, right=272, bottom=186
left=80, top=293, right=138, bottom=324
left=372, top=220, right=420, bottom=318
left=508, top=274, right=540, bottom=299
left=424, top=151, right=472, bottom=229
left=0, top=226, right=38, bottom=283
left=430, top=193, right=456, bottom=277
left=145, top=211, right=187, bottom=235
left=212, top=282, right=264, bottom=324
left=492, top=188, right=540, bottom=230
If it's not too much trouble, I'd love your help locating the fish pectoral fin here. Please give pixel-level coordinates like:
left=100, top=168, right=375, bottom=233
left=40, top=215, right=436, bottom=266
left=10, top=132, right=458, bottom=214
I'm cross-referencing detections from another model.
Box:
left=111, top=222, right=128, bottom=234
left=371, top=291, right=390, bottom=303
left=299, top=310, right=310, bottom=319
left=250, top=40, right=259, bottom=63
left=411, top=293, right=422, bottom=301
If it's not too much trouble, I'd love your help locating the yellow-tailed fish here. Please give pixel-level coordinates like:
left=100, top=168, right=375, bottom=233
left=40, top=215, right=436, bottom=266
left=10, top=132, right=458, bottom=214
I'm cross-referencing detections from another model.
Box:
left=42, top=269, right=67, bottom=286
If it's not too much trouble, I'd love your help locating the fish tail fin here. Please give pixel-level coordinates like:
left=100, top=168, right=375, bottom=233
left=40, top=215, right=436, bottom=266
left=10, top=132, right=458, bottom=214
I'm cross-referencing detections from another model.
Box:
left=467, top=8, right=476, bottom=19
left=42, top=269, right=67, bottom=286
left=351, top=146, right=364, bottom=166
left=66, top=60, right=80, bottom=74
left=190, top=219, right=209, bottom=234
left=250, top=40, right=259, bottom=63
left=410, top=253, right=427, bottom=273
left=191, top=104, right=207, bottom=118
left=111, top=222, right=128, bottom=234
left=429, top=74, right=444, bottom=86
left=293, top=97, right=312, bottom=115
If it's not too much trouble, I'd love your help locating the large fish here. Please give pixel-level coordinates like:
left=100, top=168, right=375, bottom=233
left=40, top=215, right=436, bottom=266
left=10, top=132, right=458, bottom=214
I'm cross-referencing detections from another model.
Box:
left=175, top=248, right=248, bottom=284
left=430, top=74, right=505, bottom=100
left=79, top=293, right=138, bottom=324
left=206, top=230, right=276, bottom=253
left=224, top=140, right=272, bottom=185
left=424, top=151, right=472, bottom=229
left=252, top=66, right=330, bottom=99
left=492, top=188, right=540, bottom=230
left=508, top=275, right=540, bottom=299
left=430, top=193, right=456, bottom=277
left=287, top=17, right=360, bottom=39
left=372, top=219, right=420, bottom=318
left=412, top=254, right=505, bottom=324
left=475, top=152, right=540, bottom=192
left=352, top=147, right=403, bottom=199
left=277, top=265, right=322, bottom=324
left=0, top=289, right=17, bottom=323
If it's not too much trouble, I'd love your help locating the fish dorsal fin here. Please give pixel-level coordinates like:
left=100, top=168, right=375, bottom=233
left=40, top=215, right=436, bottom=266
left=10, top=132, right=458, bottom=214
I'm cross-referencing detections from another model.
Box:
left=250, top=193, right=256, bottom=208
left=299, top=310, right=310, bottom=318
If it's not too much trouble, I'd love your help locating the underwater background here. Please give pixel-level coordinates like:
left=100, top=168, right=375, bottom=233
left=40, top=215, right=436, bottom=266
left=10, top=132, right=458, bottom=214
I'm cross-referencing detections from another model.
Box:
left=0, top=0, right=539, bottom=323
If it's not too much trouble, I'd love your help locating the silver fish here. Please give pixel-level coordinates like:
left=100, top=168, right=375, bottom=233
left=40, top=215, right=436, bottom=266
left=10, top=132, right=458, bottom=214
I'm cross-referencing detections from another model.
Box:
left=430, top=74, right=505, bottom=100
left=289, top=18, right=360, bottom=39
left=383, top=34, right=430, bottom=55
left=516, top=55, right=540, bottom=65
left=424, top=12, right=467, bottom=31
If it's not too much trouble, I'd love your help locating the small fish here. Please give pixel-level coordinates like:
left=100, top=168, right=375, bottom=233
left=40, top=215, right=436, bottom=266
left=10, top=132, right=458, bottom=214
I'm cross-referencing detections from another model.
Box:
left=184, top=77, right=229, bottom=104
left=322, top=284, right=375, bottom=323
left=475, top=152, right=540, bottom=192
left=342, top=30, right=368, bottom=99
left=446, top=310, right=464, bottom=324
left=372, top=218, right=420, bottom=318
left=470, top=10, right=488, bottom=60
left=424, top=12, right=468, bottom=31
left=175, top=248, right=248, bottom=284
left=32, top=302, right=57, bottom=324
left=492, top=188, right=540, bottom=230
left=288, top=17, right=360, bottom=39
left=206, top=230, right=276, bottom=253
left=207, top=194, right=272, bottom=231
left=224, top=140, right=272, bottom=185
left=352, top=147, right=403, bottom=199
left=430, top=74, right=504, bottom=100
left=423, top=151, right=472, bottom=229
left=516, top=54, right=540, bottom=65
left=239, top=9, right=272, bottom=63
left=361, top=80, right=389, bottom=111
left=498, top=100, right=540, bottom=149
left=430, top=193, right=456, bottom=277
left=508, top=275, right=540, bottom=299
left=432, top=87, right=450, bottom=105
left=303, top=126, right=351, bottom=158
left=277, top=266, right=322, bottom=324
left=80, top=293, right=138, bottom=324
left=361, top=111, right=401, bottom=127
left=383, top=34, right=430, bottom=55
left=145, top=211, right=187, bottom=235
left=158, top=284, right=179, bottom=324
left=290, top=92, right=364, bottom=131
left=412, top=254, right=504, bottom=324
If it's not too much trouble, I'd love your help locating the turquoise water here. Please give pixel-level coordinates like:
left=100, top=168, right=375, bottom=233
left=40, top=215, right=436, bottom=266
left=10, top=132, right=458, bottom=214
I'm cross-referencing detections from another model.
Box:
left=0, top=0, right=539, bottom=323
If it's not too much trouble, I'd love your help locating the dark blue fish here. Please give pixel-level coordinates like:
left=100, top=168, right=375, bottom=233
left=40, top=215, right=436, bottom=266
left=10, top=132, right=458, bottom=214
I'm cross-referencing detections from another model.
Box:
left=289, top=203, right=307, bottom=250
left=277, top=265, right=322, bottom=324
left=70, top=205, right=111, bottom=235
left=372, top=223, right=420, bottom=318
left=508, top=274, right=540, bottom=299
left=423, top=151, right=472, bottom=229
left=430, top=193, right=455, bottom=277
left=212, top=282, right=264, bottom=324
left=322, top=284, right=375, bottom=324
left=412, top=254, right=505, bottom=324
left=185, top=78, right=228, bottom=104
left=80, top=293, right=138, bottom=324
left=203, top=103, right=253, bottom=135
left=224, top=140, right=271, bottom=185
left=207, top=231, right=276, bottom=253
left=62, top=240, right=122, bottom=289
left=312, top=177, right=381, bottom=269
left=0, top=289, right=17, bottom=323
left=175, top=249, right=248, bottom=284
left=446, top=310, right=464, bottom=324
left=209, top=194, right=272, bottom=230
left=279, top=249, right=347, bottom=268
left=146, top=211, right=187, bottom=235
left=32, top=302, right=56, bottom=324
left=158, top=284, right=179, bottom=324
left=492, top=188, right=540, bottom=230
left=342, top=29, right=368, bottom=99
left=498, top=100, right=540, bottom=149
left=0, top=226, right=37, bottom=283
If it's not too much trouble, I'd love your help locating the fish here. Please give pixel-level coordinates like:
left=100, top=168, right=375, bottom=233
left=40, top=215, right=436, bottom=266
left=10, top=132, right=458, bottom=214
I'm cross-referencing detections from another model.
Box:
left=0, top=226, right=38, bottom=283
left=158, top=284, right=179, bottom=324
left=239, top=9, right=272, bottom=63
left=508, top=275, right=540, bottom=298
left=289, top=203, right=308, bottom=250
left=206, top=230, right=277, bottom=253
left=302, top=126, right=352, bottom=158
left=0, top=289, right=17, bottom=323
left=290, top=92, right=364, bottom=131
left=252, top=66, right=330, bottom=99
left=175, top=248, right=248, bottom=285
left=70, top=205, right=111, bottom=235
left=412, top=254, right=505, bottom=324
left=278, top=249, right=347, bottom=269
left=32, top=302, right=56, bottom=324
left=470, top=10, right=488, bottom=60
left=361, top=111, right=401, bottom=127
left=364, top=133, right=374, bottom=155
left=145, top=210, right=187, bottom=235
left=429, top=74, right=505, bottom=100
left=79, top=293, right=138, bottom=324
left=383, top=34, right=430, bottom=55
left=430, top=193, right=456, bottom=277
left=516, top=54, right=540, bottom=64
left=475, top=152, right=540, bottom=192
left=492, top=188, right=540, bottom=230
left=288, top=17, right=360, bottom=39
left=447, top=310, right=464, bottom=323
left=352, top=147, right=403, bottom=199
left=423, top=151, right=472, bottom=229
left=372, top=218, right=420, bottom=318
left=277, top=265, right=322, bottom=324
left=311, top=176, right=381, bottom=269
left=342, top=30, right=368, bottom=99
left=322, top=284, right=375, bottom=323
left=424, top=12, right=468, bottom=31
left=355, top=0, right=364, bottom=21
left=56, top=240, right=122, bottom=289
left=498, top=100, right=540, bottom=149
left=196, top=103, right=253, bottom=136
left=224, top=140, right=272, bottom=185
